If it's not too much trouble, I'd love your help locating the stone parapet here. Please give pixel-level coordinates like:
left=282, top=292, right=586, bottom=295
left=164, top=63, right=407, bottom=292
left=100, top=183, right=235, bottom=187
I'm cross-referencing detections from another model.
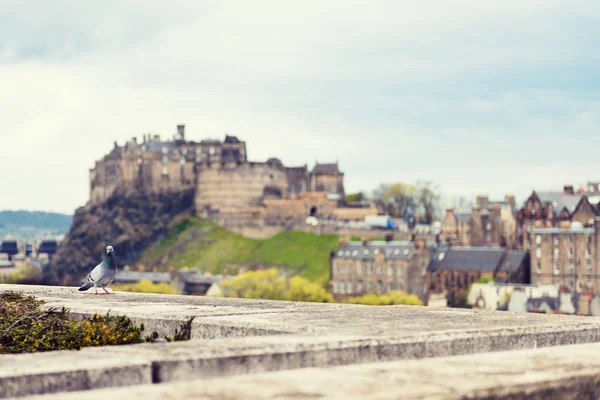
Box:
left=2, top=284, right=600, bottom=399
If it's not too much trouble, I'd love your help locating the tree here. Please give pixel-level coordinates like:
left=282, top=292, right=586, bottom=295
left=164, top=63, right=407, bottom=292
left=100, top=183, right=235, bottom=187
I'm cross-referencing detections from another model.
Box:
left=372, top=181, right=441, bottom=223
left=416, top=180, right=441, bottom=224
left=372, top=183, right=419, bottom=219
left=346, top=290, right=423, bottom=306
left=345, top=192, right=366, bottom=203
left=218, top=269, right=333, bottom=303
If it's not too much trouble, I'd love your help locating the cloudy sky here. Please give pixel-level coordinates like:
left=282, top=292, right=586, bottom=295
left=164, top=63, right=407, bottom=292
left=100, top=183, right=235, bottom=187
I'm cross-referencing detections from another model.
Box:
left=1, top=1, right=600, bottom=214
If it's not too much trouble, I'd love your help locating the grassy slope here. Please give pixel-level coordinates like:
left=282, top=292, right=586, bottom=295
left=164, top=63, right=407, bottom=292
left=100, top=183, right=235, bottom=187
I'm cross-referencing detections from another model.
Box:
left=139, top=218, right=339, bottom=285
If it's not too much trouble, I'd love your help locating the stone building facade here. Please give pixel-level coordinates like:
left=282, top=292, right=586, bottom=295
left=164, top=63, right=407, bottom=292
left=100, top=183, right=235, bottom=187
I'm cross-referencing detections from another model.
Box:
left=427, top=247, right=529, bottom=307
left=441, top=195, right=516, bottom=249
left=529, top=219, right=600, bottom=295
left=329, top=239, right=436, bottom=302
left=516, top=186, right=598, bottom=252
left=89, top=124, right=346, bottom=224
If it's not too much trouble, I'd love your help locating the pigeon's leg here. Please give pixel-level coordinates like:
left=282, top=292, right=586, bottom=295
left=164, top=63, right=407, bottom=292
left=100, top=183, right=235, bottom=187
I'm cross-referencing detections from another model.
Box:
left=94, top=284, right=100, bottom=295
left=103, top=287, right=114, bottom=295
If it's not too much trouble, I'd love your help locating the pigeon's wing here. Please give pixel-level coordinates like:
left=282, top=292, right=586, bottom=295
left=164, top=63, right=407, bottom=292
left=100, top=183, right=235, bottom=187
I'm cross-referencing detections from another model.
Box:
left=98, top=267, right=116, bottom=286
left=81, top=262, right=105, bottom=285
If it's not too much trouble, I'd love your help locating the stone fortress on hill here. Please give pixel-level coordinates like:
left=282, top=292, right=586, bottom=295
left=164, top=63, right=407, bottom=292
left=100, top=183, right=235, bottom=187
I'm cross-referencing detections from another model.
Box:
left=89, top=124, right=378, bottom=238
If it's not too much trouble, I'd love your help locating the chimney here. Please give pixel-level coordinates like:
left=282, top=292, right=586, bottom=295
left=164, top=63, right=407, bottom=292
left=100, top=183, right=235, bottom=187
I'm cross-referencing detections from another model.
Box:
left=132, top=137, right=137, bottom=144
left=445, top=208, right=454, bottom=219
left=476, top=195, right=489, bottom=210
left=564, top=185, right=574, bottom=195
left=177, top=124, right=185, bottom=140
left=505, top=194, right=516, bottom=209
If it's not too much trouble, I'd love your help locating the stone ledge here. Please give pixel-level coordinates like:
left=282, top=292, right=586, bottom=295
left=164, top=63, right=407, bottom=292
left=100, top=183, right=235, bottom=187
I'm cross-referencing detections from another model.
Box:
left=12, top=341, right=600, bottom=399
left=3, top=284, right=600, bottom=398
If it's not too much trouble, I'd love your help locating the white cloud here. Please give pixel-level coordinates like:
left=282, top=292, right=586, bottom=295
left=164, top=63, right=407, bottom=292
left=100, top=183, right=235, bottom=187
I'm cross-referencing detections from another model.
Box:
left=1, top=1, right=600, bottom=214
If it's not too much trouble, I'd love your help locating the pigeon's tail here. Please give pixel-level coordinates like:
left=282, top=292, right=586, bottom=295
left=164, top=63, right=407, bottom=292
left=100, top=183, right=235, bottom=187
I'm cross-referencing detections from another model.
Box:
left=78, top=283, right=93, bottom=291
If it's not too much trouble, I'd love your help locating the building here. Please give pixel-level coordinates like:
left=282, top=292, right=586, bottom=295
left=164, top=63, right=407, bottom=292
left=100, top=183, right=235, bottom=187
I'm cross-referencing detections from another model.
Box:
left=329, top=239, right=436, bottom=302
left=529, top=221, right=599, bottom=294
left=0, top=241, right=18, bottom=261
left=516, top=185, right=598, bottom=251
left=441, top=195, right=516, bottom=248
left=426, top=247, right=529, bottom=307
left=88, top=124, right=348, bottom=231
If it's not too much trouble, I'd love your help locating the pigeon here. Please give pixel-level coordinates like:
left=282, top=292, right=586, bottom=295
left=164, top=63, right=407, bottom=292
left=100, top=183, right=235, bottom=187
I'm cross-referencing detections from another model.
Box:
left=78, top=245, right=118, bottom=295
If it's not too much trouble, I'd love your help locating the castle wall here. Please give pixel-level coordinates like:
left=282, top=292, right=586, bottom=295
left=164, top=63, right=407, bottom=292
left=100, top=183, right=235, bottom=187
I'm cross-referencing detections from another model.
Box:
left=194, top=163, right=288, bottom=212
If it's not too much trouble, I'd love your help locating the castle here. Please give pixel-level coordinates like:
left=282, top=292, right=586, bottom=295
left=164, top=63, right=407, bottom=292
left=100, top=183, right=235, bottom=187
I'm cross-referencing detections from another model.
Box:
left=88, top=125, right=369, bottom=236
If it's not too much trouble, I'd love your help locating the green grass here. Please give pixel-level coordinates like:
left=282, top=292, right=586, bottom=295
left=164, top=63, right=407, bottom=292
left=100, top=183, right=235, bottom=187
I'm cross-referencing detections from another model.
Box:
left=139, top=218, right=339, bottom=286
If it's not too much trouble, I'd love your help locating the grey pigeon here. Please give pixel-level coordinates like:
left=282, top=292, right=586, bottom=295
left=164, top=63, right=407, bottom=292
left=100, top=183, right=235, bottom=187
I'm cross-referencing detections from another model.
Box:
left=78, top=245, right=118, bottom=294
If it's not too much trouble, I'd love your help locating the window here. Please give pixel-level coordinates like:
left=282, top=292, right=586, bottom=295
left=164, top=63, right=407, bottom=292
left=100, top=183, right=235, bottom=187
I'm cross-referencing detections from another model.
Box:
left=346, top=281, right=352, bottom=295
left=536, top=235, right=541, bottom=245
left=398, top=283, right=403, bottom=290
left=387, top=283, right=393, bottom=293
left=588, top=259, right=593, bottom=275
left=397, top=266, right=403, bottom=277
left=357, top=280, right=363, bottom=293
left=537, top=261, right=541, bottom=274
left=587, top=236, right=592, bottom=245
left=357, top=263, right=363, bottom=275
left=568, top=236, right=573, bottom=243
left=569, top=248, right=573, bottom=259
left=569, top=263, right=574, bottom=274
left=340, top=282, right=346, bottom=295
left=554, top=262, right=560, bottom=275
left=554, top=248, right=560, bottom=258
left=376, top=264, right=382, bottom=276
left=332, top=282, right=338, bottom=294
left=553, top=236, right=559, bottom=246
left=578, top=282, right=583, bottom=291
left=387, top=265, right=393, bottom=277
left=367, top=281, right=372, bottom=293
left=569, top=282, right=574, bottom=292
left=377, top=281, right=383, bottom=295
left=367, top=262, right=372, bottom=276
left=587, top=247, right=592, bottom=259
left=536, top=247, right=541, bottom=258
left=333, top=262, right=338, bottom=275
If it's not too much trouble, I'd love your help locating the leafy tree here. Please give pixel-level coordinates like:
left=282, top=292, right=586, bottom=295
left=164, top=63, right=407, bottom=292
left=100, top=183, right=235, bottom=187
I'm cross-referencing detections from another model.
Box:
left=218, top=269, right=333, bottom=303
left=110, top=280, right=179, bottom=294
left=372, top=183, right=419, bottom=219
left=285, top=276, right=334, bottom=303
left=346, top=290, right=423, bottom=306
left=372, top=181, right=441, bottom=223
left=345, top=192, right=366, bottom=203
left=415, top=180, right=441, bottom=223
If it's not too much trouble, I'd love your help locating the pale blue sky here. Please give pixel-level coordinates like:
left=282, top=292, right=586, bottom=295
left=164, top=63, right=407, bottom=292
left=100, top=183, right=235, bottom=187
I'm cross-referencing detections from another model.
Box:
left=1, top=0, right=599, bottom=214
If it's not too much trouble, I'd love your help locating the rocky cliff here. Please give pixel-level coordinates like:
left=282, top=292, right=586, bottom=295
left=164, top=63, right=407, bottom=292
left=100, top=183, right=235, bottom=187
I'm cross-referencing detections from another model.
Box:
left=42, top=188, right=196, bottom=286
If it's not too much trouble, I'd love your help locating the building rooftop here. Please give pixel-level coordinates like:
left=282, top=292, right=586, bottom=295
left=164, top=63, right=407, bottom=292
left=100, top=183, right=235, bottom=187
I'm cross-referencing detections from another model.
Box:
left=536, top=191, right=583, bottom=213
left=312, top=163, right=340, bottom=175
left=428, top=247, right=507, bottom=273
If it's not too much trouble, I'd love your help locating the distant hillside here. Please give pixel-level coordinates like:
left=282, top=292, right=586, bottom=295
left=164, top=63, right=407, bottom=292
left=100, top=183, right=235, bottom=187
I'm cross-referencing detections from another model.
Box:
left=0, top=210, right=73, bottom=235
left=139, top=218, right=340, bottom=286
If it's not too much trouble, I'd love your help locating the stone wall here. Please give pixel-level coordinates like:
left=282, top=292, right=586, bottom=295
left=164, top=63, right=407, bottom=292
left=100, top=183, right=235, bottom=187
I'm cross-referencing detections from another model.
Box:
left=195, top=163, right=288, bottom=212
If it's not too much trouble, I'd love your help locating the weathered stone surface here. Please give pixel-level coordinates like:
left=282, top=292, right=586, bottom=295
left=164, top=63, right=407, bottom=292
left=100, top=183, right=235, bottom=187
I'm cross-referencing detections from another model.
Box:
left=5, top=284, right=600, bottom=398
left=0, top=351, right=151, bottom=399
left=2, top=284, right=597, bottom=340
left=13, top=341, right=600, bottom=399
